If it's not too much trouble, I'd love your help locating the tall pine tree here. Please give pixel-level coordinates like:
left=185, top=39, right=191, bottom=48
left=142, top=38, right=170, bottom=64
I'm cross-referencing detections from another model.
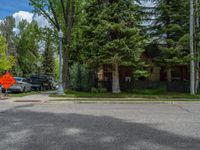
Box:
left=149, top=0, right=190, bottom=82
left=42, top=30, right=55, bottom=75
left=15, top=20, right=41, bottom=77
left=81, top=0, right=146, bottom=93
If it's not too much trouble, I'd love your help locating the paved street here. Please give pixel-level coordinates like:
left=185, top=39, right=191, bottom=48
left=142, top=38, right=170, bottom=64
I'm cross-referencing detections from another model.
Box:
left=0, top=99, right=200, bottom=150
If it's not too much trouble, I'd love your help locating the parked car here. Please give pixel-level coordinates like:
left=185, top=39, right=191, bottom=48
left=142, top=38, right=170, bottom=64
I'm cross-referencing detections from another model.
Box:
left=28, top=74, right=56, bottom=91
left=2, top=77, right=32, bottom=93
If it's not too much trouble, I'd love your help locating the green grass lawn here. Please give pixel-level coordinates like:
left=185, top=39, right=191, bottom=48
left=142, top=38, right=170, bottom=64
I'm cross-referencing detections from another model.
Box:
left=50, top=89, right=200, bottom=100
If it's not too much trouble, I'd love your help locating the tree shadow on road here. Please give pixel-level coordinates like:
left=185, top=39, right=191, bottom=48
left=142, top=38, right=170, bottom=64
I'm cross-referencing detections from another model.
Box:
left=0, top=106, right=199, bottom=150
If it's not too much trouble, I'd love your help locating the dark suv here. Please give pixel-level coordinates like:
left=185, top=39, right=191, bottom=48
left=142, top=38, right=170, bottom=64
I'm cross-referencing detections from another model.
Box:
left=28, top=74, right=56, bottom=91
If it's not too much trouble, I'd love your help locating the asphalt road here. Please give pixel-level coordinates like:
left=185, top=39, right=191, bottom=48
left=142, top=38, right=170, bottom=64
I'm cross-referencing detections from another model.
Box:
left=0, top=101, right=200, bottom=150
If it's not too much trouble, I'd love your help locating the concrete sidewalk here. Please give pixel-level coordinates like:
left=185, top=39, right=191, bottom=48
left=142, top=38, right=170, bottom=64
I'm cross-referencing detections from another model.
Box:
left=8, top=93, right=50, bottom=103
left=4, top=92, right=200, bottom=104
left=48, top=96, right=200, bottom=103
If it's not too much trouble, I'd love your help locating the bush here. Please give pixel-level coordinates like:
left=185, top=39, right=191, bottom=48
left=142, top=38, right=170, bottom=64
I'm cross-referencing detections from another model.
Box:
left=69, top=63, right=95, bottom=91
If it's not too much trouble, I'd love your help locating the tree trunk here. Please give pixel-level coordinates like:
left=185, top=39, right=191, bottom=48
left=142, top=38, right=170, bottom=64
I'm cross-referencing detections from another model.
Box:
left=167, top=69, right=172, bottom=82
left=63, top=42, right=69, bottom=89
left=195, top=67, right=199, bottom=92
left=112, top=63, right=121, bottom=93
left=190, top=0, right=195, bottom=95
left=62, top=0, right=75, bottom=90
left=165, top=0, right=172, bottom=83
left=195, top=0, right=199, bottom=93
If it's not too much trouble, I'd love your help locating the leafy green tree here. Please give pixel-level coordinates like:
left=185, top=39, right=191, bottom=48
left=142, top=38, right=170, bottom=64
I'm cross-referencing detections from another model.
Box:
left=15, top=20, right=41, bottom=77
left=0, top=16, right=18, bottom=75
left=0, top=35, right=16, bottom=74
left=0, top=16, right=16, bottom=57
left=80, top=0, right=146, bottom=93
left=70, top=0, right=91, bottom=64
left=30, top=0, right=76, bottom=89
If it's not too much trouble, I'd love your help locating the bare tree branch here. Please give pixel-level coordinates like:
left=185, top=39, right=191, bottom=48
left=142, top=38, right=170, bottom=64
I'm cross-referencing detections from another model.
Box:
left=66, top=0, right=71, bottom=27
left=48, top=0, right=60, bottom=30
left=71, top=0, right=75, bottom=26
left=30, top=0, right=58, bottom=29
left=66, top=0, right=74, bottom=44
left=60, top=0, right=67, bottom=26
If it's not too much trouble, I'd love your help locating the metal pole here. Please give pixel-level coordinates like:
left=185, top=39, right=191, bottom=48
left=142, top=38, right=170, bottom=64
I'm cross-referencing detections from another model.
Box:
left=4, top=89, right=8, bottom=97
left=57, top=30, right=64, bottom=95
left=195, top=0, right=199, bottom=92
left=5, top=34, right=8, bottom=97
left=190, top=0, right=196, bottom=95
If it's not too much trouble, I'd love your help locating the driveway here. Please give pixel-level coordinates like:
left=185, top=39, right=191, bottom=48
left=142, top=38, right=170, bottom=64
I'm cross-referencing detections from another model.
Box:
left=0, top=100, right=200, bottom=150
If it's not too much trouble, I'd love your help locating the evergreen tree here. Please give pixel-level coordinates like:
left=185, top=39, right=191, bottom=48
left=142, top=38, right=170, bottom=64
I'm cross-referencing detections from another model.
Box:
left=81, top=0, right=146, bottom=93
left=149, top=0, right=190, bottom=82
left=15, top=20, right=41, bottom=77
left=42, top=30, right=55, bottom=75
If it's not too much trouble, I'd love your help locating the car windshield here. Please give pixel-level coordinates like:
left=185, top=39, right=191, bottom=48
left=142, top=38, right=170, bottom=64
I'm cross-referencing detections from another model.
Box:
left=14, top=77, right=23, bottom=82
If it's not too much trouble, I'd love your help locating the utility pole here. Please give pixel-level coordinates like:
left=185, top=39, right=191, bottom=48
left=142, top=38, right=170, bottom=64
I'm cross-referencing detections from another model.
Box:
left=57, top=30, right=64, bottom=95
left=195, top=0, right=199, bottom=93
left=190, top=0, right=195, bottom=95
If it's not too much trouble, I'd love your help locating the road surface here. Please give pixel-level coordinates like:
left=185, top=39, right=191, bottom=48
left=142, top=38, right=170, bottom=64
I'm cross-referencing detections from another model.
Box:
left=0, top=98, right=200, bottom=150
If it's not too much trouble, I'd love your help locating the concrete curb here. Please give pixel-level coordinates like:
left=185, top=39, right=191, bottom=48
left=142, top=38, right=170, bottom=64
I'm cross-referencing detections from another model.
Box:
left=49, top=97, right=200, bottom=101
left=0, top=98, right=8, bottom=101
left=46, top=100, right=169, bottom=105
left=0, top=95, right=8, bottom=101
left=48, top=98, right=200, bottom=104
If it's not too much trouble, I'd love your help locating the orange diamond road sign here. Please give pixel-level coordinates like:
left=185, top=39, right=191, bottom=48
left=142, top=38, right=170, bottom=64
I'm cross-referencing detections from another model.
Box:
left=0, top=72, right=16, bottom=89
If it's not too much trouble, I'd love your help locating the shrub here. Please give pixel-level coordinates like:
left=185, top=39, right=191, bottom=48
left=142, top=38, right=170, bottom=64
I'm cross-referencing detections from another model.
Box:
left=69, top=63, right=95, bottom=91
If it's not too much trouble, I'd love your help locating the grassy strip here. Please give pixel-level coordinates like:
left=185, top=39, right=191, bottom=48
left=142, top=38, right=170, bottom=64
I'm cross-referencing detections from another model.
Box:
left=50, top=89, right=200, bottom=99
